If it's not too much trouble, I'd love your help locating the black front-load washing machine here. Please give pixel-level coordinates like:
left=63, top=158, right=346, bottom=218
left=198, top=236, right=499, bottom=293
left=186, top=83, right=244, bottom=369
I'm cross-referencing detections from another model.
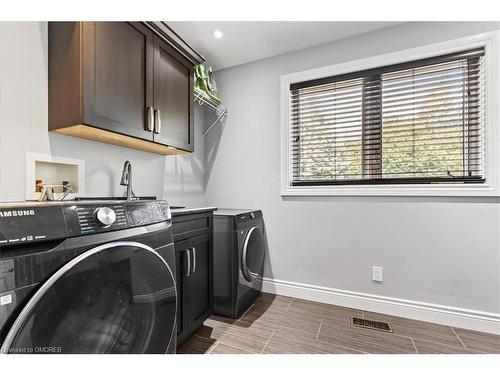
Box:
left=212, top=209, right=266, bottom=318
left=0, top=200, right=177, bottom=354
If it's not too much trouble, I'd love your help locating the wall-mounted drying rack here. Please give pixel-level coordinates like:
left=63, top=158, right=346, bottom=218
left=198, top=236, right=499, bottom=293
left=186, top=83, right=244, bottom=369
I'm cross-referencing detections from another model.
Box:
left=194, top=90, right=228, bottom=136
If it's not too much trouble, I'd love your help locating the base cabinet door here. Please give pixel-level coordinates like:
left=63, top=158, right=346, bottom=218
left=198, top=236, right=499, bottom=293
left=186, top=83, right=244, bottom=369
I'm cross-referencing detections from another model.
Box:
left=175, top=232, right=213, bottom=343
left=184, top=235, right=211, bottom=324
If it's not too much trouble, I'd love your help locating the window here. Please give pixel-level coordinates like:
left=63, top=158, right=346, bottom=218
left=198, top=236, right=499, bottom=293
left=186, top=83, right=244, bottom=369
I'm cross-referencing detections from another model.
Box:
left=288, top=48, right=485, bottom=187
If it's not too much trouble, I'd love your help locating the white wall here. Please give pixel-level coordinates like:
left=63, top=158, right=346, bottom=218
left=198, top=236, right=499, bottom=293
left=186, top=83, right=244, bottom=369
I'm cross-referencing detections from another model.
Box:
left=205, top=22, right=500, bottom=315
left=0, top=22, right=51, bottom=201
left=0, top=22, right=206, bottom=207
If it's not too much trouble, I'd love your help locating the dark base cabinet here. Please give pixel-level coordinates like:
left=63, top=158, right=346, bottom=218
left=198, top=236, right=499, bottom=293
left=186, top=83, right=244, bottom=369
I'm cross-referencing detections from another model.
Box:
left=172, top=211, right=214, bottom=344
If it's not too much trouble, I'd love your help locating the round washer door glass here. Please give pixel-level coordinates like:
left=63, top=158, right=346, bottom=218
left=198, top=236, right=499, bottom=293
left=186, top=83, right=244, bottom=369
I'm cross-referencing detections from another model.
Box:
left=242, top=226, right=266, bottom=282
left=1, top=242, right=176, bottom=354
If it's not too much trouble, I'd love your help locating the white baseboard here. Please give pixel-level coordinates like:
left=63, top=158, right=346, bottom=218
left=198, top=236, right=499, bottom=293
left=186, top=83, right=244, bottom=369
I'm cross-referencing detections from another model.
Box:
left=261, top=277, right=500, bottom=335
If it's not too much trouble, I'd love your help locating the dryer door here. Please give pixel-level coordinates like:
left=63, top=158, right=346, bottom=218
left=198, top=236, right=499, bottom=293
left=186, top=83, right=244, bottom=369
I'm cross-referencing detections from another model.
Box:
left=0, top=241, right=176, bottom=354
left=241, top=226, right=266, bottom=282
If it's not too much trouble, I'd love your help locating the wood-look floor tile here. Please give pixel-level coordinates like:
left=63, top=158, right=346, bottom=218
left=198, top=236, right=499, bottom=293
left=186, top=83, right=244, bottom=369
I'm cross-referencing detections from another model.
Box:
left=177, top=334, right=216, bottom=354
left=240, top=303, right=322, bottom=341
left=255, top=292, right=293, bottom=307
left=263, top=337, right=327, bottom=354
left=208, top=314, right=253, bottom=328
left=318, top=317, right=417, bottom=354
left=177, top=293, right=499, bottom=355
left=250, top=297, right=292, bottom=314
left=245, top=301, right=288, bottom=316
left=263, top=330, right=363, bottom=354
left=413, top=339, right=483, bottom=354
left=210, top=343, right=253, bottom=354
left=287, top=298, right=363, bottom=320
left=314, top=339, right=366, bottom=354
left=453, top=328, right=500, bottom=354
left=197, top=319, right=274, bottom=353
left=363, top=311, right=463, bottom=348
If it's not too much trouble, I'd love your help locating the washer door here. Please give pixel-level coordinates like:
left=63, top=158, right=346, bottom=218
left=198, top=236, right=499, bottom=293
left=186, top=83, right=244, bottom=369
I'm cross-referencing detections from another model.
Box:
left=1, top=241, right=176, bottom=354
left=241, top=226, right=266, bottom=282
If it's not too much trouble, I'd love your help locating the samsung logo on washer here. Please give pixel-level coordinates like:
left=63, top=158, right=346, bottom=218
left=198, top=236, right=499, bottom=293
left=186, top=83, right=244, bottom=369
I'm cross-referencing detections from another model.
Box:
left=0, top=210, right=35, bottom=218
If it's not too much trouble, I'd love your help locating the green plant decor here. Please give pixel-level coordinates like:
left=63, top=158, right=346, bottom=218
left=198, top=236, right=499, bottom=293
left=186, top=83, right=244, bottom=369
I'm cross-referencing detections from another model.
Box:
left=194, top=64, right=221, bottom=106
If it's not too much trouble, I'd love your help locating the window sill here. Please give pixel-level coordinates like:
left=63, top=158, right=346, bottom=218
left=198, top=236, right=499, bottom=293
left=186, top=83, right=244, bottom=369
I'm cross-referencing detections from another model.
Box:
left=281, top=183, right=499, bottom=197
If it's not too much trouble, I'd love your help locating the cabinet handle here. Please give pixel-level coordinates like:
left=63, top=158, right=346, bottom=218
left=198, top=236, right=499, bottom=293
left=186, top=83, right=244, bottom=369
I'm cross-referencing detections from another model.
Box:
left=154, top=109, right=161, bottom=134
left=190, top=247, right=196, bottom=275
left=146, top=107, right=154, bottom=132
left=184, top=248, right=191, bottom=277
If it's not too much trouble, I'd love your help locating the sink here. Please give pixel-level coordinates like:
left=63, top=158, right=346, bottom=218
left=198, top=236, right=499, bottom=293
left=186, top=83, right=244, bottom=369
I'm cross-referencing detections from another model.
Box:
left=74, top=196, right=157, bottom=201
left=73, top=197, right=187, bottom=210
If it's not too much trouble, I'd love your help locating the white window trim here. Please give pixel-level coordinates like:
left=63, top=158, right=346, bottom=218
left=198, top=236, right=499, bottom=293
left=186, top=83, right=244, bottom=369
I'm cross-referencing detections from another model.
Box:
left=280, top=31, right=500, bottom=197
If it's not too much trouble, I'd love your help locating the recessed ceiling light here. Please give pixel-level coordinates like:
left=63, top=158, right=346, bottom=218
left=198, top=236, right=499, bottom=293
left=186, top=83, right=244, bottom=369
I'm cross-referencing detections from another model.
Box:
left=213, top=29, right=223, bottom=39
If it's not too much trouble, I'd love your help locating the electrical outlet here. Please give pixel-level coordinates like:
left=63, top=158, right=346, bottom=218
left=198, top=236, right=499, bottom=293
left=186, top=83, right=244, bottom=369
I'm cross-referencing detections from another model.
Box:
left=372, top=266, right=383, bottom=282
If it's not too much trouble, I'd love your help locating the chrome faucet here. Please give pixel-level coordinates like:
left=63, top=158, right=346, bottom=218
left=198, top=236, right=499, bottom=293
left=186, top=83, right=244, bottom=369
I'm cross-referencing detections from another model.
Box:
left=120, top=161, right=135, bottom=200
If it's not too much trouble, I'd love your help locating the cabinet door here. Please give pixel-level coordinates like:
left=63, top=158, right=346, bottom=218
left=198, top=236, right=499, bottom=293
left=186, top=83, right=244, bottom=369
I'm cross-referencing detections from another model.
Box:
left=83, top=22, right=154, bottom=141
left=153, top=35, right=194, bottom=151
left=184, top=234, right=212, bottom=325
left=175, top=233, right=212, bottom=343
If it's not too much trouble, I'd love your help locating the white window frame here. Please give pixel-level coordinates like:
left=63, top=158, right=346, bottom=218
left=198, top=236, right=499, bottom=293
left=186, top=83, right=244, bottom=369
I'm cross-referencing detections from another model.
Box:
left=280, top=31, right=500, bottom=196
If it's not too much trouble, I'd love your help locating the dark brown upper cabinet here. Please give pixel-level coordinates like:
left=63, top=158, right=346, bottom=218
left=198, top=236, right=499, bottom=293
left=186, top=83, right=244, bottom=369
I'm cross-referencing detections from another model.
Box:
left=85, top=22, right=154, bottom=142
left=49, top=22, right=203, bottom=155
left=153, top=36, right=194, bottom=151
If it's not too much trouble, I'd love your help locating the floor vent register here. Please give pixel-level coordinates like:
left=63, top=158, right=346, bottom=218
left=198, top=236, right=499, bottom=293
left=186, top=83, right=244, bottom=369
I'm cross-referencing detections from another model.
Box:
left=351, top=317, right=393, bottom=333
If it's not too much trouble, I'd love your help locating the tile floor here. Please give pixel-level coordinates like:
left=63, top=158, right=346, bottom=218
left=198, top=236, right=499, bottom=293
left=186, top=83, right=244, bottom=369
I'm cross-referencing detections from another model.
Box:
left=178, top=293, right=500, bottom=354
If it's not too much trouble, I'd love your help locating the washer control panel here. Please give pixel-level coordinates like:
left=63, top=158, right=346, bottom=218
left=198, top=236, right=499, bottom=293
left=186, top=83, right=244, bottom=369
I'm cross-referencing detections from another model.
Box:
left=0, top=200, right=171, bottom=248
left=64, top=204, right=127, bottom=236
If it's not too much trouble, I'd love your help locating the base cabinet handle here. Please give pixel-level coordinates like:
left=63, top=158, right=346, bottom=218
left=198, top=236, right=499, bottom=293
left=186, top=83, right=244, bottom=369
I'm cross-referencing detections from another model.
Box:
left=184, top=249, right=191, bottom=277
left=190, top=247, right=196, bottom=275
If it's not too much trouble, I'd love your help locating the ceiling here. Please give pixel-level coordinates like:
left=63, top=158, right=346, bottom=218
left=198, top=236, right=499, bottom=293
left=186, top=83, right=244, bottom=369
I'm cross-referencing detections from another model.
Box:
left=167, top=21, right=401, bottom=70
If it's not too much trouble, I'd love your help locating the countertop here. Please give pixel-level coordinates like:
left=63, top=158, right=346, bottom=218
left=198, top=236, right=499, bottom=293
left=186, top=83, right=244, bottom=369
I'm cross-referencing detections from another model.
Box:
left=170, top=207, right=217, bottom=217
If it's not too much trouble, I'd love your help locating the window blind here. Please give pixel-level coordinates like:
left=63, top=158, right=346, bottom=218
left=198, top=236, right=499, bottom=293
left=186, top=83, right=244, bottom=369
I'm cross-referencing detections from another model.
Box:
left=289, top=48, right=485, bottom=186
